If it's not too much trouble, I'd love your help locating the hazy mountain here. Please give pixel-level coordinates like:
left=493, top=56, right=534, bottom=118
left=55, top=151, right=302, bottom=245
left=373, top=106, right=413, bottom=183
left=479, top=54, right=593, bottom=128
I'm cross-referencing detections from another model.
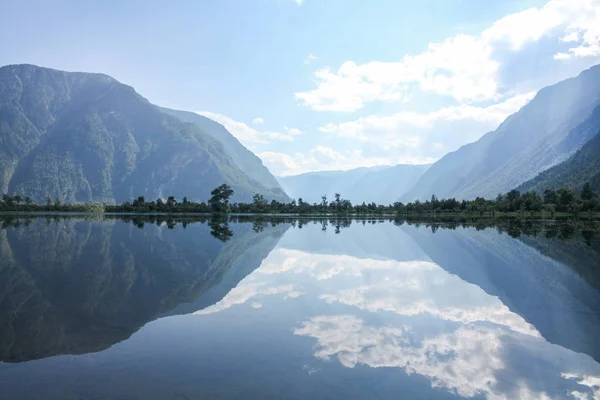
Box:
left=518, top=127, right=600, bottom=194
left=0, top=216, right=290, bottom=362
left=0, top=64, right=288, bottom=203
left=402, top=223, right=600, bottom=363
left=278, top=164, right=430, bottom=204
left=402, top=64, right=600, bottom=202
left=158, top=107, right=288, bottom=200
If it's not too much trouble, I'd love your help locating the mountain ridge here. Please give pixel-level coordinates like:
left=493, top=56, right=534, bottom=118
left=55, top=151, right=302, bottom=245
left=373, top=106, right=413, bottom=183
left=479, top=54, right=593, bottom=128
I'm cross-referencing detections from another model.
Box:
left=402, top=64, right=600, bottom=201
left=279, top=163, right=430, bottom=204
left=0, top=64, right=288, bottom=203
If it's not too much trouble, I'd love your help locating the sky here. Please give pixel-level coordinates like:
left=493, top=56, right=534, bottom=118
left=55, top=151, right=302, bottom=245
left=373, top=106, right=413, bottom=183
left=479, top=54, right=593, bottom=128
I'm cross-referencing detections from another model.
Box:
left=1, top=0, right=600, bottom=176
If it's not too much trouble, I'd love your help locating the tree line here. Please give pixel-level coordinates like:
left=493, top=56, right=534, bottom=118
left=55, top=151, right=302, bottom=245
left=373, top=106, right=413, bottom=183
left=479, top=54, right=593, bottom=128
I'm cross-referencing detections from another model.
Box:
left=1, top=182, right=599, bottom=216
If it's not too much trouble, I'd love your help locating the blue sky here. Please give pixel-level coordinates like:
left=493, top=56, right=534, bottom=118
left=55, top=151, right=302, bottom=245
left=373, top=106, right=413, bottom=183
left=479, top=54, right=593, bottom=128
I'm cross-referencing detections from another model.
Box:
left=2, top=0, right=600, bottom=175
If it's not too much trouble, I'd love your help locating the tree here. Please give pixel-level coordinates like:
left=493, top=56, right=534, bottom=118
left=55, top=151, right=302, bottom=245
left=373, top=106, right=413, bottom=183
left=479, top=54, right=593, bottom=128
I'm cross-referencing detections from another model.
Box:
left=167, top=196, right=177, bottom=208
left=581, top=182, right=594, bottom=201
left=2, top=194, right=14, bottom=207
left=557, top=188, right=575, bottom=211
left=133, top=196, right=145, bottom=207
left=209, top=184, right=234, bottom=213
left=543, top=189, right=558, bottom=205
left=334, top=193, right=341, bottom=211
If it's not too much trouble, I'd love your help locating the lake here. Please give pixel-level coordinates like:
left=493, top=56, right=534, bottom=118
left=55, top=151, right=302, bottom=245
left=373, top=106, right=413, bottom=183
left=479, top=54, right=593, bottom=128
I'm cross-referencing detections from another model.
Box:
left=1, top=215, right=600, bottom=399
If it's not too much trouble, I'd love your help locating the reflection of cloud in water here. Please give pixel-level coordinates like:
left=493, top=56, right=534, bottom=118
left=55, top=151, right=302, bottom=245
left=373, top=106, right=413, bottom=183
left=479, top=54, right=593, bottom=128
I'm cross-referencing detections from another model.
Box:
left=295, top=315, right=600, bottom=399
left=562, top=373, right=600, bottom=400
left=319, top=277, right=538, bottom=336
left=261, top=248, right=537, bottom=336
left=194, top=282, right=297, bottom=315
left=258, top=249, right=434, bottom=280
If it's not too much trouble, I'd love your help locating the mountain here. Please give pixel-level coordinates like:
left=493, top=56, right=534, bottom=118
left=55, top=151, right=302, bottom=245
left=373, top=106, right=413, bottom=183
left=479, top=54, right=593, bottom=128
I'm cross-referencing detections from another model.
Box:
left=402, top=223, right=600, bottom=363
left=278, top=164, right=430, bottom=204
left=402, top=64, right=600, bottom=202
left=158, top=107, right=288, bottom=200
left=0, top=64, right=288, bottom=203
left=517, top=129, right=600, bottom=194
left=0, top=215, right=290, bottom=362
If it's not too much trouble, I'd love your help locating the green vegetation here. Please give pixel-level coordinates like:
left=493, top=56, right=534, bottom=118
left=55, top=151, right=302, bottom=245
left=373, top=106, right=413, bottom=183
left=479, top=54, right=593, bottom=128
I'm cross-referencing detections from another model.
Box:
left=518, top=129, right=600, bottom=194
left=402, top=65, right=600, bottom=202
left=158, top=107, right=288, bottom=199
left=2, top=181, right=599, bottom=217
left=0, top=64, right=287, bottom=204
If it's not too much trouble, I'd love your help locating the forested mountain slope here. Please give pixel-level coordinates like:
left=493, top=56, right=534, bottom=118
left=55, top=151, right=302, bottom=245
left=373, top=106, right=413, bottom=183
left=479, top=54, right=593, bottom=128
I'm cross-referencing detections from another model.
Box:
left=159, top=107, right=288, bottom=200
left=402, top=64, right=600, bottom=201
left=0, top=64, right=287, bottom=203
left=518, top=128, right=600, bottom=194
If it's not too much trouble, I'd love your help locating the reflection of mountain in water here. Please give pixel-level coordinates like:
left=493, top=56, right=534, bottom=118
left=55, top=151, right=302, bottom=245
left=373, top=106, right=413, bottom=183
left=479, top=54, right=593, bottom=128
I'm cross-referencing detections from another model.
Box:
left=0, top=217, right=289, bottom=363
left=402, top=223, right=600, bottom=363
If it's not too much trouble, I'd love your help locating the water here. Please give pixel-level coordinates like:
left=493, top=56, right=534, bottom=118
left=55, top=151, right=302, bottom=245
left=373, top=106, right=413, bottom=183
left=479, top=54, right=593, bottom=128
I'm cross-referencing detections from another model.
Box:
left=1, top=216, right=600, bottom=399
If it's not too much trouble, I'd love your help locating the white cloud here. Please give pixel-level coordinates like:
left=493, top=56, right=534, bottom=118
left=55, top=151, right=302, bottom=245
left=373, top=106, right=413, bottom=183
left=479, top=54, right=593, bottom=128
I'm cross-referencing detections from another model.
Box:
left=252, top=117, right=264, bottom=125
left=319, top=92, right=536, bottom=141
left=483, top=0, right=600, bottom=59
left=304, top=53, right=318, bottom=64
left=259, top=146, right=413, bottom=176
left=194, top=282, right=296, bottom=315
left=294, top=315, right=594, bottom=399
left=294, top=0, right=304, bottom=4
left=196, top=111, right=300, bottom=145
left=284, top=126, right=303, bottom=136
left=262, top=93, right=536, bottom=173
left=260, top=249, right=538, bottom=336
left=295, top=0, right=600, bottom=112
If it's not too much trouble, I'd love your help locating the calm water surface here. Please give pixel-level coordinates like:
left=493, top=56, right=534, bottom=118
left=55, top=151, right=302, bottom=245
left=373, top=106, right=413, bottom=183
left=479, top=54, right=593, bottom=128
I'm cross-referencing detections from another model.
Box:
left=1, top=216, right=600, bottom=399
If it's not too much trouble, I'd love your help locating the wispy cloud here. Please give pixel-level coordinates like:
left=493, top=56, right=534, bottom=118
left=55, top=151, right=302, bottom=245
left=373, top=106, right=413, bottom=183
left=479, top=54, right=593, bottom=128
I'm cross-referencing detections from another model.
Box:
left=196, top=112, right=301, bottom=145
left=295, top=0, right=600, bottom=112
left=304, top=53, right=318, bottom=64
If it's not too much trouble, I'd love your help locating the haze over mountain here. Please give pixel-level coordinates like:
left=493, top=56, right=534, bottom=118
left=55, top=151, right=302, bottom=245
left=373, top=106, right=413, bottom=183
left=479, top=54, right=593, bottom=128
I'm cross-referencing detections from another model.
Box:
left=0, top=64, right=288, bottom=203
left=402, top=65, right=600, bottom=202
left=278, top=164, right=430, bottom=204
left=158, top=107, right=284, bottom=194
left=518, top=128, right=600, bottom=194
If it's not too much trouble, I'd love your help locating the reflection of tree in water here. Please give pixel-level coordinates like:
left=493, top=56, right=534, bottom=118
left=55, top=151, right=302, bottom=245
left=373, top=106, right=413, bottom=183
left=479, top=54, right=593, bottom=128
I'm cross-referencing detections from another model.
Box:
left=1, top=214, right=598, bottom=245
left=210, top=218, right=233, bottom=242
left=252, top=220, right=266, bottom=233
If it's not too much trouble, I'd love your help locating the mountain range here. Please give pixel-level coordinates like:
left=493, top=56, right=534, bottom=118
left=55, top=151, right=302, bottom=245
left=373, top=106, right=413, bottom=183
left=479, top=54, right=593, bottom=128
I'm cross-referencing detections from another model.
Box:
left=518, top=128, right=600, bottom=194
left=2, top=63, right=600, bottom=205
left=278, top=164, right=430, bottom=204
left=0, top=64, right=288, bottom=204
left=0, top=216, right=289, bottom=362
left=402, top=64, right=600, bottom=202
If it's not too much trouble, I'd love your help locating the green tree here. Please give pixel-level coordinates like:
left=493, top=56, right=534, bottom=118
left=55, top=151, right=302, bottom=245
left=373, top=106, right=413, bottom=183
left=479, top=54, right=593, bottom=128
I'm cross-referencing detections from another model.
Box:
left=581, top=182, right=594, bottom=201
left=209, top=184, right=234, bottom=213
left=167, top=196, right=177, bottom=208
left=2, top=194, right=14, bottom=207
left=557, top=187, right=575, bottom=211
left=543, top=189, right=558, bottom=205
